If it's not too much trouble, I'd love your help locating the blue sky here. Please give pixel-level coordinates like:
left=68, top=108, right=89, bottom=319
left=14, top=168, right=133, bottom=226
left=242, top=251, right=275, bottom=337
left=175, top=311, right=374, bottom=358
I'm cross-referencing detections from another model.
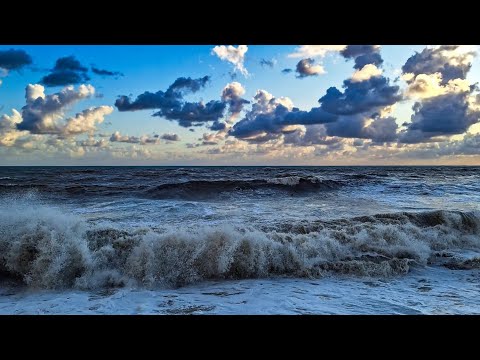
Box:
left=1, top=45, right=480, bottom=165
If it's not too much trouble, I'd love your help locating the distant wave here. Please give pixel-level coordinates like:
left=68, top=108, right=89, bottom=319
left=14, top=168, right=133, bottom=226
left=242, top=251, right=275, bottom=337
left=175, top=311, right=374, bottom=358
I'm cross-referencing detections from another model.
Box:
left=145, top=177, right=342, bottom=199
left=1, top=200, right=479, bottom=290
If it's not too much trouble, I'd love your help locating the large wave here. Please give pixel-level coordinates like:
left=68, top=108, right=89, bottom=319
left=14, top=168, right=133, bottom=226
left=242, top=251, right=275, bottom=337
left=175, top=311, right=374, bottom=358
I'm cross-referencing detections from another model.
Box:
left=0, top=201, right=479, bottom=290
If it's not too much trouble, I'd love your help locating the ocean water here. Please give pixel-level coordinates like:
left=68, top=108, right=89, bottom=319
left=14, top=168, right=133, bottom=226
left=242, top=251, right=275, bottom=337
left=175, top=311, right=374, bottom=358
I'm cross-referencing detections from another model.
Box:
left=1, top=166, right=480, bottom=314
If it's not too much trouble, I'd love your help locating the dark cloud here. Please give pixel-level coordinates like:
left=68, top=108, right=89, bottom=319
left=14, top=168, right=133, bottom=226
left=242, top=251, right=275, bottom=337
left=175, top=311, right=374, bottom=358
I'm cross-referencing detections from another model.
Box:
left=340, top=45, right=383, bottom=69
left=115, top=76, right=230, bottom=128
left=40, top=56, right=90, bottom=87
left=0, top=49, right=32, bottom=71
left=230, top=102, right=337, bottom=142
left=402, top=45, right=474, bottom=84
left=154, top=100, right=226, bottom=128
left=295, top=58, right=323, bottom=78
left=209, top=121, right=227, bottom=131
left=400, top=92, right=480, bottom=143
left=319, top=76, right=402, bottom=116
left=282, top=68, right=293, bottom=74
left=160, top=133, right=180, bottom=141
left=260, top=59, right=275, bottom=68
left=91, top=66, right=124, bottom=77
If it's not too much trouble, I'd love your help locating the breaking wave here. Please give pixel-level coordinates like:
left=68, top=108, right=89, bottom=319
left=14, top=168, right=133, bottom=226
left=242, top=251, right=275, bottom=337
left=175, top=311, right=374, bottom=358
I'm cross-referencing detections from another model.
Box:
left=1, top=201, right=479, bottom=290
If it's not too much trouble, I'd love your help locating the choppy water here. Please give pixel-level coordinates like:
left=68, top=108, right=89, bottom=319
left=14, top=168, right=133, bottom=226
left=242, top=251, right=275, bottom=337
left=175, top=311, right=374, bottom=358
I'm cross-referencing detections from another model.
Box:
left=1, top=166, right=479, bottom=314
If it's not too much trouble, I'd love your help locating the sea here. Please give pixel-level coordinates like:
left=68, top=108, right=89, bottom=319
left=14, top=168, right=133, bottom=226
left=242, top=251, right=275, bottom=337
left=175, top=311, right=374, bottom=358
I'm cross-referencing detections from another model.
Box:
left=0, top=166, right=479, bottom=314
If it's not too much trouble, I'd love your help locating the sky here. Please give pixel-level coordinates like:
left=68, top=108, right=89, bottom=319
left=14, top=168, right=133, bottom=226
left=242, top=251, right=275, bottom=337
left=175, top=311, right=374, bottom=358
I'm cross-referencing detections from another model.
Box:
left=1, top=44, right=480, bottom=165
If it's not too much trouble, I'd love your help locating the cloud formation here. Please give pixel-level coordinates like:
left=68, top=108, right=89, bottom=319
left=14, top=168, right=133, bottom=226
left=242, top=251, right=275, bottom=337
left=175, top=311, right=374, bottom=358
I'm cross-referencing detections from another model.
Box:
left=40, top=56, right=90, bottom=87
left=296, top=58, right=325, bottom=78
left=91, top=66, right=124, bottom=77
left=160, top=133, right=180, bottom=141
left=116, top=77, right=248, bottom=129
left=288, top=45, right=347, bottom=58
left=402, top=45, right=475, bottom=84
left=212, top=45, right=248, bottom=76
left=0, top=49, right=32, bottom=71
left=110, top=131, right=160, bottom=145
left=401, top=45, right=480, bottom=143
left=340, top=45, right=383, bottom=69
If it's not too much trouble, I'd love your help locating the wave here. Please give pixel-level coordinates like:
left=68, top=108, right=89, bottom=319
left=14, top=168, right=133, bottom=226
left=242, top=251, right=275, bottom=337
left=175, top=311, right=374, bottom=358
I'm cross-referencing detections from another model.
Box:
left=1, top=201, right=479, bottom=290
left=145, top=177, right=342, bottom=199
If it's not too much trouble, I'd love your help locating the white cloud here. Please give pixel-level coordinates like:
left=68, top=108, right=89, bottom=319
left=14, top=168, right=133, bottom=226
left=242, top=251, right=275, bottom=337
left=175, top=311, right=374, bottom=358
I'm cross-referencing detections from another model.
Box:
left=288, top=45, right=347, bottom=58
left=62, top=106, right=114, bottom=137
left=405, top=72, right=471, bottom=99
left=212, top=45, right=248, bottom=76
left=351, top=64, right=382, bottom=82
left=0, top=109, right=29, bottom=147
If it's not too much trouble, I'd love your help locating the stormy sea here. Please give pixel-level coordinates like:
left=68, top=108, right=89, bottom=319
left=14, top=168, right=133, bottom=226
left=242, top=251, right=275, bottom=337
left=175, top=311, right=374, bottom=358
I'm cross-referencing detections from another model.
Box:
left=1, top=166, right=480, bottom=314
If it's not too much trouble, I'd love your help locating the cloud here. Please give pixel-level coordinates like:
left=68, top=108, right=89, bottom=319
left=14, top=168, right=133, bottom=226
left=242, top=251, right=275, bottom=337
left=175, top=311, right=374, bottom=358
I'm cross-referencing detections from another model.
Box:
left=282, top=68, right=293, bottom=74
left=15, top=84, right=112, bottom=138
left=405, top=72, right=471, bottom=99
left=211, top=45, right=248, bottom=76
left=110, top=131, right=160, bottom=145
left=400, top=92, right=480, bottom=143
left=288, top=45, right=347, bottom=58
left=115, top=76, right=230, bottom=128
left=0, top=49, right=32, bottom=71
left=402, top=45, right=476, bottom=84
left=62, top=106, right=114, bottom=137
left=296, top=58, right=325, bottom=78
left=221, top=81, right=249, bottom=121
left=0, top=109, right=29, bottom=147
left=91, top=66, right=124, bottom=77
left=320, top=76, right=402, bottom=115
left=160, top=133, right=180, bottom=141
left=400, top=45, right=480, bottom=144
left=351, top=64, right=382, bottom=82
left=40, top=56, right=90, bottom=87
left=18, top=84, right=96, bottom=134
left=340, top=45, right=383, bottom=69
left=230, top=90, right=337, bottom=142
left=260, top=59, right=276, bottom=68
left=77, top=138, right=109, bottom=148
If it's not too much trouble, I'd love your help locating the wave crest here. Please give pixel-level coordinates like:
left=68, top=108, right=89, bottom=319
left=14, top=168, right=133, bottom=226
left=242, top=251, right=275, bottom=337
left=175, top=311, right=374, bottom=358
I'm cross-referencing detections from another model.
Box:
left=1, top=203, right=479, bottom=289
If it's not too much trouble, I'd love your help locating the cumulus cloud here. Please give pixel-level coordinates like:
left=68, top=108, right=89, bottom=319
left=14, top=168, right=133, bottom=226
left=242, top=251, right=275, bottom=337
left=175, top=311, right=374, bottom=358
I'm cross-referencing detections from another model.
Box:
left=110, top=131, right=161, bottom=145
left=115, top=76, right=227, bottom=127
left=230, top=90, right=336, bottom=142
left=160, top=133, right=180, bottom=141
left=400, top=92, right=480, bottom=143
left=288, top=45, right=347, bottom=58
left=40, top=56, right=90, bottom=87
left=221, top=81, right=249, bottom=121
left=91, top=66, right=124, bottom=77
left=62, top=106, right=114, bottom=137
left=212, top=45, right=248, bottom=76
left=296, top=58, right=325, bottom=78
left=320, top=76, right=402, bottom=115
left=402, top=45, right=476, bottom=84
left=18, top=84, right=96, bottom=134
left=400, top=45, right=480, bottom=144
left=0, top=49, right=32, bottom=71
left=351, top=64, right=382, bottom=82
left=405, top=72, right=471, bottom=99
left=340, top=45, right=383, bottom=69
left=0, top=109, right=29, bottom=147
